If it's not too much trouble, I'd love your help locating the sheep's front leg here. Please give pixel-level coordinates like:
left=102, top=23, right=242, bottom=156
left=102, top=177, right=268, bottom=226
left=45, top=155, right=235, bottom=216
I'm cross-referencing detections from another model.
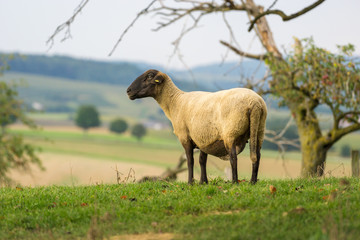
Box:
left=183, top=143, right=194, bottom=184
left=199, top=151, right=208, bottom=184
left=250, top=147, right=261, bottom=184
left=229, top=144, right=238, bottom=183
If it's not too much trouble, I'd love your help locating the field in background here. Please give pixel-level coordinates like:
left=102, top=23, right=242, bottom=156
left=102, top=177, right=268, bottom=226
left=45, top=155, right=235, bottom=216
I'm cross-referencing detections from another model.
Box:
left=8, top=124, right=358, bottom=186
left=3, top=72, right=165, bottom=122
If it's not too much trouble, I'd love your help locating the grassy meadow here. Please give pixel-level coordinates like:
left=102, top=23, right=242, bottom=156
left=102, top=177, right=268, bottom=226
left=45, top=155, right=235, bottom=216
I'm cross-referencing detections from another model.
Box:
left=1, top=178, right=360, bottom=239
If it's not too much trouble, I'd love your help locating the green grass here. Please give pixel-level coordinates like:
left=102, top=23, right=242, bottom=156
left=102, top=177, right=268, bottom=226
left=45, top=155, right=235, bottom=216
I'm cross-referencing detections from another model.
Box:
left=9, top=127, right=184, bottom=169
left=1, top=178, right=360, bottom=239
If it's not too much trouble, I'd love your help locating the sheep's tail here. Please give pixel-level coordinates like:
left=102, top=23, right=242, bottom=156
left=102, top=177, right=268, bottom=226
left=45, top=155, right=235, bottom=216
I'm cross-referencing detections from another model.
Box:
left=249, top=105, right=265, bottom=163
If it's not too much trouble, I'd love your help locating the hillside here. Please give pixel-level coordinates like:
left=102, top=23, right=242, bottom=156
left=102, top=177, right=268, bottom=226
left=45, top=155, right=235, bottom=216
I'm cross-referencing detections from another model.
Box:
left=1, top=72, right=168, bottom=123
left=4, top=53, right=267, bottom=90
left=4, top=54, right=211, bottom=92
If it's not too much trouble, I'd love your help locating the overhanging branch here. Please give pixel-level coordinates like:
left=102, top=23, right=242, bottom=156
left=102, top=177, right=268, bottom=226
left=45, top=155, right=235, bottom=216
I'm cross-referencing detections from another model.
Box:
left=109, top=0, right=157, bottom=56
left=220, top=40, right=265, bottom=60
left=46, top=0, right=90, bottom=49
left=248, top=0, right=326, bottom=31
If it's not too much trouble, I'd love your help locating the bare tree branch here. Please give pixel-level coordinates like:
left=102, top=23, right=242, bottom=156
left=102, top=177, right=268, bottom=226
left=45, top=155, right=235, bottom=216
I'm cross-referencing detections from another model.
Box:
left=220, top=40, right=265, bottom=60
left=150, top=1, right=247, bottom=32
left=243, top=0, right=283, bottom=58
left=266, top=0, right=279, bottom=11
left=108, top=0, right=157, bottom=56
left=264, top=117, right=300, bottom=150
left=248, top=0, right=326, bottom=31
left=263, top=116, right=300, bottom=177
left=46, top=0, right=90, bottom=50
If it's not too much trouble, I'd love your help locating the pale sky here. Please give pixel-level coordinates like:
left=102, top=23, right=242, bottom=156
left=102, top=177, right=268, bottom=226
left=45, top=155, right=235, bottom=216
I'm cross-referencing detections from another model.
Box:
left=1, top=0, right=359, bottom=69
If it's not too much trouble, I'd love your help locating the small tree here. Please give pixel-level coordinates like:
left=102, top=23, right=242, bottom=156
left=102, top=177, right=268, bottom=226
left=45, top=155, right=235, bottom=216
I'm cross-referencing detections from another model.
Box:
left=75, top=105, right=101, bottom=132
left=267, top=39, right=360, bottom=176
left=131, top=123, right=147, bottom=141
left=109, top=118, right=128, bottom=134
left=0, top=55, right=42, bottom=185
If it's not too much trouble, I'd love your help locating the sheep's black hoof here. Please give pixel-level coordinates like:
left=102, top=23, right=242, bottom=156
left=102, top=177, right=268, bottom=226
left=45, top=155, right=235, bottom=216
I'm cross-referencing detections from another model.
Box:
left=199, top=178, right=208, bottom=185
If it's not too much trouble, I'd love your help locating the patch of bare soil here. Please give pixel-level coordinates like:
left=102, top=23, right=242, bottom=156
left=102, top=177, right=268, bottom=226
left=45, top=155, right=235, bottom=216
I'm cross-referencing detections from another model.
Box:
left=110, top=233, right=175, bottom=240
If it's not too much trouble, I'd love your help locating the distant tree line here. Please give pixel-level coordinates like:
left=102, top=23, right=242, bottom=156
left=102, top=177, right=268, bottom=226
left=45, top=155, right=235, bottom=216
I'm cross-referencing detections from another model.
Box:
left=6, top=54, right=140, bottom=85
left=2, top=54, right=208, bottom=91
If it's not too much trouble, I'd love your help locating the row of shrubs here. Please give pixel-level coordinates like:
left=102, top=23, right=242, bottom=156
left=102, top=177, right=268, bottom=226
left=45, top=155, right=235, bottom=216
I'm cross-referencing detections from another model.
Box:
left=74, top=105, right=147, bottom=140
left=109, top=118, right=146, bottom=140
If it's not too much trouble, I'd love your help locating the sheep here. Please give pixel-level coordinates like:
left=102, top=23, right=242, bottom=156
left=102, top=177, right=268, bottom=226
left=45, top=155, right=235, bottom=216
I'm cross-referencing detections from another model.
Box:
left=127, top=69, right=267, bottom=184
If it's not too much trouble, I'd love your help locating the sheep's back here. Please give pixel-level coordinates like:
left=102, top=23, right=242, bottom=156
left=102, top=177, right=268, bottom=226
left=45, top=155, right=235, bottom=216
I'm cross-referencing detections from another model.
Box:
left=173, top=88, right=265, bottom=155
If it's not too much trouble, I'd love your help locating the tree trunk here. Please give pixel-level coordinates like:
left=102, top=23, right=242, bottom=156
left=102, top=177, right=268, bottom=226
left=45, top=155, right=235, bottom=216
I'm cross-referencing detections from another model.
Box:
left=300, top=138, right=327, bottom=177
left=292, top=106, right=327, bottom=177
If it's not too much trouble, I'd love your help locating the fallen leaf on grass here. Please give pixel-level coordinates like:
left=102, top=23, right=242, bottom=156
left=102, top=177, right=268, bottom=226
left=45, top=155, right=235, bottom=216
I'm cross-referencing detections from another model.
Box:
left=15, top=187, right=23, bottom=191
left=81, top=203, right=88, bottom=207
left=269, top=185, right=277, bottom=194
left=120, top=196, right=127, bottom=199
left=238, top=179, right=247, bottom=183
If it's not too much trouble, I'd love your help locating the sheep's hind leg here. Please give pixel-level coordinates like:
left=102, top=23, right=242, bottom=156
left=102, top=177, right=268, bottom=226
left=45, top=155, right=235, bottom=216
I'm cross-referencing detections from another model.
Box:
left=250, top=146, right=261, bottom=184
left=199, top=151, right=208, bottom=184
left=229, top=144, right=239, bottom=184
left=183, top=143, right=195, bottom=184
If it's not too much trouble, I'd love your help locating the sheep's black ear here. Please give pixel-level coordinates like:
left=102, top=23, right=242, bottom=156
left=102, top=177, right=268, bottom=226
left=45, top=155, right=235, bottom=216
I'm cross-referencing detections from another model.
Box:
left=152, top=73, right=165, bottom=85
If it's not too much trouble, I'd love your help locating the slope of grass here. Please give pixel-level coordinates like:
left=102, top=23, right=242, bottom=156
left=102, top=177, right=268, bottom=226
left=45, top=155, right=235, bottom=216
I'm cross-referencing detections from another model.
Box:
left=1, top=178, right=359, bottom=239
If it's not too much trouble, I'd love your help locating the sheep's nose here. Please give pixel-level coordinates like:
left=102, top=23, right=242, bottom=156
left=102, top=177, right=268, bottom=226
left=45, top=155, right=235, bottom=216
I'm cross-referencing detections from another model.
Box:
left=127, top=88, right=131, bottom=94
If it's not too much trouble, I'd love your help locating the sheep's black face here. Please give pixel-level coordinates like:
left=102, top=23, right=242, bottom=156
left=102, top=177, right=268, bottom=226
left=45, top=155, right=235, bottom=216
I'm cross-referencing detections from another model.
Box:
left=127, top=69, right=164, bottom=100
